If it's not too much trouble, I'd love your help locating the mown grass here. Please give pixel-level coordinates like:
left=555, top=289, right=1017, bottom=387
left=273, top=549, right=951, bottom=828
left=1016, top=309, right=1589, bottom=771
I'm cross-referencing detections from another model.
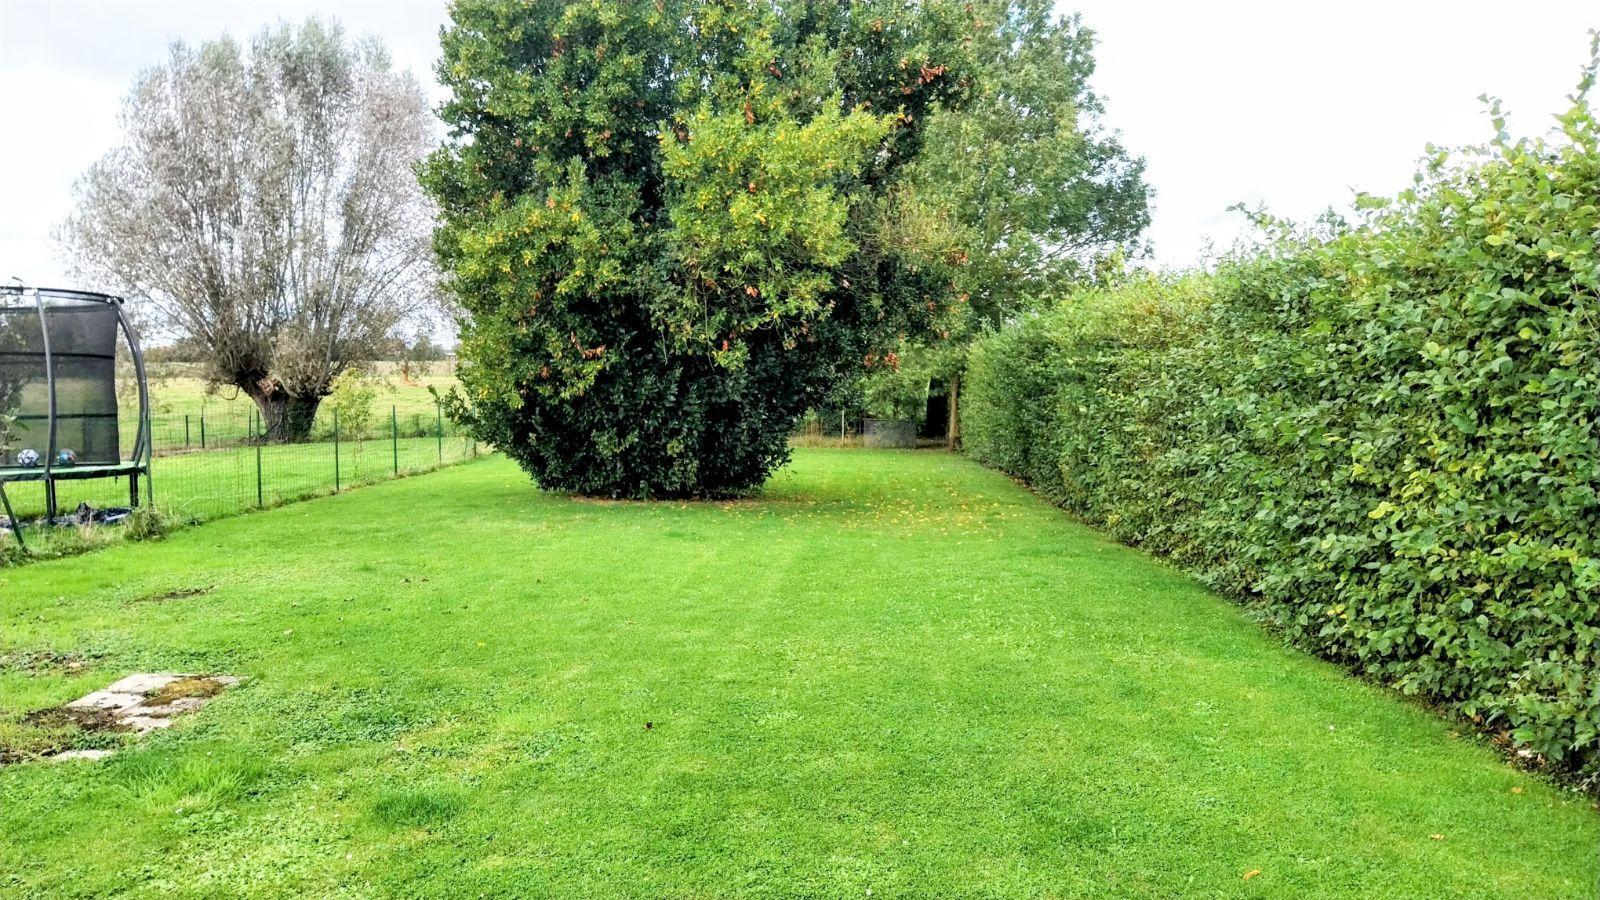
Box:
left=0, top=451, right=1595, bottom=897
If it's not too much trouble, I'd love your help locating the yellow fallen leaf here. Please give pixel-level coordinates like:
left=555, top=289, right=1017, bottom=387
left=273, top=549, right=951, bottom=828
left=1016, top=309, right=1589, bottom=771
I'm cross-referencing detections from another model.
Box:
left=1430, top=834, right=1444, bottom=841
left=1242, top=869, right=1260, bottom=881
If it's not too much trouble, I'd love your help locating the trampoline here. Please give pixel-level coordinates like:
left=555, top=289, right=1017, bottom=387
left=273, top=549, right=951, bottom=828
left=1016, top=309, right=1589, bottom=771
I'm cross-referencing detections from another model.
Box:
left=0, top=285, right=152, bottom=538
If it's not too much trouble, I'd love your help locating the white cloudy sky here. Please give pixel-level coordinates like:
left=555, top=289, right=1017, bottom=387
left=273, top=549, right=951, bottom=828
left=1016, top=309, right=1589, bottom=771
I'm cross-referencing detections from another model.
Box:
left=1, top=0, right=1595, bottom=283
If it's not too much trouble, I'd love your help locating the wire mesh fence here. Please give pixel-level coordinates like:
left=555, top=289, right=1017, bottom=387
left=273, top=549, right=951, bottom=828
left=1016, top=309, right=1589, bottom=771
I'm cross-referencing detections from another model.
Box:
left=790, top=409, right=944, bottom=449
left=790, top=408, right=865, bottom=447
left=2, top=399, right=480, bottom=525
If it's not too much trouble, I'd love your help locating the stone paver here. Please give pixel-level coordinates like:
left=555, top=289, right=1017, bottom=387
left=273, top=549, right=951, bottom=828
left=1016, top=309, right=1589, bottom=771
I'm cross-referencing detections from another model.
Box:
left=44, top=673, right=241, bottom=762
left=50, top=749, right=116, bottom=762
left=103, top=673, right=186, bottom=695
left=67, top=690, right=145, bottom=711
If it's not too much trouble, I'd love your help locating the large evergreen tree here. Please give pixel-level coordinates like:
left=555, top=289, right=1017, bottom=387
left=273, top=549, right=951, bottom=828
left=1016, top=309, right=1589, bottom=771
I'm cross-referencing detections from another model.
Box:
left=425, top=0, right=975, bottom=497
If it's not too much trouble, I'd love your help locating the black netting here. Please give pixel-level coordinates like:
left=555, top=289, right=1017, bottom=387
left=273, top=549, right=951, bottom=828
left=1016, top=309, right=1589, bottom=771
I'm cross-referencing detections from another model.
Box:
left=0, top=294, right=123, bottom=466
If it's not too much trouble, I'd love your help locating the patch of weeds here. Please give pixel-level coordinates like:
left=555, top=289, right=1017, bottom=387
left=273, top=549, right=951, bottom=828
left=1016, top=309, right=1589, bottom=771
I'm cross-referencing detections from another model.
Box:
left=0, top=705, right=128, bottom=765
left=111, top=752, right=270, bottom=812
left=124, top=506, right=172, bottom=542
left=130, top=585, right=213, bottom=604
left=371, top=789, right=467, bottom=828
left=0, top=523, right=115, bottom=565
left=0, top=717, right=74, bottom=765
left=0, top=506, right=182, bottom=566
left=145, top=676, right=227, bottom=706
left=0, top=647, right=106, bottom=677
left=0, top=537, right=26, bottom=566
left=22, top=705, right=131, bottom=733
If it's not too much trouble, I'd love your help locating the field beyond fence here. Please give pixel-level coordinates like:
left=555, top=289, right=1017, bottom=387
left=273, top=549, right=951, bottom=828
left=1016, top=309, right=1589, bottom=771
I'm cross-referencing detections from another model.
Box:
left=2, top=363, right=479, bottom=526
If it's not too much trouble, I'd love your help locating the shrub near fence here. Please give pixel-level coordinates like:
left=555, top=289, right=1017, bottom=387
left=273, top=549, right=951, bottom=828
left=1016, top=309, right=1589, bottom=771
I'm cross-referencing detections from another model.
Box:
left=963, top=90, right=1600, bottom=780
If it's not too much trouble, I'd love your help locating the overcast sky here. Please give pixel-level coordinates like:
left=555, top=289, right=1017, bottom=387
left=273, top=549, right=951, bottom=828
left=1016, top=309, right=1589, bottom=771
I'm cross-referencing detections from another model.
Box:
left=1, top=1, right=1596, bottom=284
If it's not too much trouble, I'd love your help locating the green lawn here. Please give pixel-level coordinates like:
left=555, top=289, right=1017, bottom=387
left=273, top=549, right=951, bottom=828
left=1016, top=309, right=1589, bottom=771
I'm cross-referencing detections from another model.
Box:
left=0, top=451, right=1595, bottom=897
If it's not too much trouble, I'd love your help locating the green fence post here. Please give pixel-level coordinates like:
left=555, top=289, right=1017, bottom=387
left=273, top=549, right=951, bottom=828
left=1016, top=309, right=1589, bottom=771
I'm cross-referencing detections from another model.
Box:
left=436, top=400, right=443, bottom=465
left=199, top=412, right=206, bottom=449
left=184, top=414, right=191, bottom=448
left=254, top=410, right=264, bottom=507
left=334, top=408, right=342, bottom=492
left=392, top=405, right=399, bottom=475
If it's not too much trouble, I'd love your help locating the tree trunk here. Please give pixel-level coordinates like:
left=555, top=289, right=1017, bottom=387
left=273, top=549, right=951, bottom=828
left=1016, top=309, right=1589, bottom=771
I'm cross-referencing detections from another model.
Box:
left=244, top=383, right=323, bottom=443
left=946, top=371, right=961, bottom=451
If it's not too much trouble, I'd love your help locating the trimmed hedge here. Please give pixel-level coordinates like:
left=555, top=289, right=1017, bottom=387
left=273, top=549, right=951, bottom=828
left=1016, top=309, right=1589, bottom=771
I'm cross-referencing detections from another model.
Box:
left=963, top=97, right=1600, bottom=779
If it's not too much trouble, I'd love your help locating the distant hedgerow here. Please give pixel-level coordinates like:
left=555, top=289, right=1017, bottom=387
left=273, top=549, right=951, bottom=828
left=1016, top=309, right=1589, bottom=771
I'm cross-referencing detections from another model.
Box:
left=963, top=53, right=1600, bottom=780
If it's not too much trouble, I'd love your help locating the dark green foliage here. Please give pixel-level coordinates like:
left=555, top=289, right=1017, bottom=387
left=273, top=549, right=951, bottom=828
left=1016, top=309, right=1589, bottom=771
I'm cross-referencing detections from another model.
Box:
left=964, top=79, right=1600, bottom=779
left=424, top=0, right=975, bottom=497
left=910, top=0, right=1150, bottom=327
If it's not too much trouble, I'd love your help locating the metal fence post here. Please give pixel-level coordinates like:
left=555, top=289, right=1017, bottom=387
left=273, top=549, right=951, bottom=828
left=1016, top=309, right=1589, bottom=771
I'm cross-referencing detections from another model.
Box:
left=333, top=408, right=341, bottom=492
left=199, top=412, right=206, bottom=449
left=184, top=414, right=191, bottom=448
left=254, top=410, right=264, bottom=507
left=391, top=405, right=399, bottom=475
left=436, top=400, right=443, bottom=465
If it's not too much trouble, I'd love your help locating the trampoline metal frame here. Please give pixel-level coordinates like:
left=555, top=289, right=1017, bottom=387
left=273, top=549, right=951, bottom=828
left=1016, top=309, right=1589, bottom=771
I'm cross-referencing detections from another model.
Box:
left=0, top=285, right=153, bottom=538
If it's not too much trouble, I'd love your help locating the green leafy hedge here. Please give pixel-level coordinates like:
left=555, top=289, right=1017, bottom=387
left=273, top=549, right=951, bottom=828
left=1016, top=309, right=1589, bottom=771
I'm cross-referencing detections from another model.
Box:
left=963, top=85, right=1600, bottom=779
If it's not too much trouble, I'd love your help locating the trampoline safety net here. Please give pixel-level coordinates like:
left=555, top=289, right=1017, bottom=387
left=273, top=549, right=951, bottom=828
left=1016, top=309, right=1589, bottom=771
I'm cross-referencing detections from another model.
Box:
left=0, top=296, right=122, bottom=466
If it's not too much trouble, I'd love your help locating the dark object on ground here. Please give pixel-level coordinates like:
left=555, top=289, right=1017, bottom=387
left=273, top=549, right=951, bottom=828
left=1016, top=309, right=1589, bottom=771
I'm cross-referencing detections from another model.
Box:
left=863, top=419, right=920, bottom=449
left=0, top=502, right=134, bottom=531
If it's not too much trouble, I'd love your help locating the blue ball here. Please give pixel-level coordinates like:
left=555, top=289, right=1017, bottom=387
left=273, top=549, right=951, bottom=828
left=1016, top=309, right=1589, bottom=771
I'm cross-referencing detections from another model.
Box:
left=56, top=449, right=77, bottom=466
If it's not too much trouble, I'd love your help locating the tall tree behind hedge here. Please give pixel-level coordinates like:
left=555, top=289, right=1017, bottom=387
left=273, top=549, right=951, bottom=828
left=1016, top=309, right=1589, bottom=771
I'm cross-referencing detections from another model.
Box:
left=900, top=1, right=1149, bottom=446
left=913, top=0, right=1148, bottom=325
left=425, top=0, right=977, bottom=497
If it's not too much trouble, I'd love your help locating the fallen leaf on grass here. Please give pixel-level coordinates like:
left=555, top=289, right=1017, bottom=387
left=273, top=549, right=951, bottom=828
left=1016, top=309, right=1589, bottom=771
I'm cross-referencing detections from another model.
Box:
left=1242, top=869, right=1260, bottom=881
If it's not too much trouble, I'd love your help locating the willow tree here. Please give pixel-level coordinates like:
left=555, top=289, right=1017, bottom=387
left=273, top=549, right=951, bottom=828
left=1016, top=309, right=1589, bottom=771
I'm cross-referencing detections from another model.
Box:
left=61, top=19, right=437, bottom=441
left=426, top=0, right=976, bottom=496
